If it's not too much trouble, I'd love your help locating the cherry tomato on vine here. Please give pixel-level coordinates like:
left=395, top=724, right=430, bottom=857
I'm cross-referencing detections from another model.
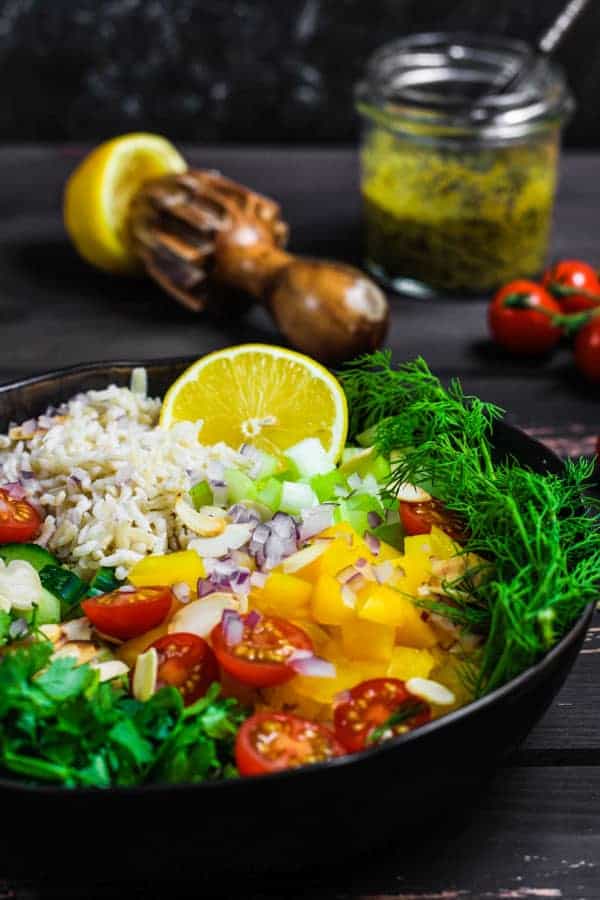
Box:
left=149, top=632, right=219, bottom=705
left=0, top=489, right=41, bottom=543
left=574, top=317, right=600, bottom=382
left=82, top=585, right=173, bottom=640
left=333, top=678, right=431, bottom=753
left=543, top=259, right=600, bottom=314
left=399, top=498, right=468, bottom=544
left=211, top=613, right=313, bottom=687
left=488, top=280, right=562, bottom=355
left=235, top=711, right=346, bottom=775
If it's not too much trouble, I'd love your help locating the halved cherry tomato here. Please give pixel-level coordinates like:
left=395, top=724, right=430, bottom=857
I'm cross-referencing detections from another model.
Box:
left=211, top=614, right=313, bottom=688
left=333, top=678, right=431, bottom=753
left=574, top=317, right=600, bottom=382
left=399, top=498, right=468, bottom=543
left=488, top=280, right=562, bottom=355
left=235, top=711, right=346, bottom=776
left=543, top=259, right=600, bottom=314
left=0, top=488, right=41, bottom=543
left=149, top=632, right=218, bottom=705
left=82, top=585, right=172, bottom=640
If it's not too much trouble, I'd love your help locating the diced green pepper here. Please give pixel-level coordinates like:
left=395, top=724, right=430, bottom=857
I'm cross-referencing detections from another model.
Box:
left=225, top=469, right=257, bottom=504
left=87, top=567, right=120, bottom=597
left=189, top=480, right=212, bottom=510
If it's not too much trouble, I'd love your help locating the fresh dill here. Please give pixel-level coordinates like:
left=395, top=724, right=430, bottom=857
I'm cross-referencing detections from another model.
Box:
left=338, top=353, right=600, bottom=696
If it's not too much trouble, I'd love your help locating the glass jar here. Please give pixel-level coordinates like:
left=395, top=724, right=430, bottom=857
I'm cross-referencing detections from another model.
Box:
left=355, top=33, right=573, bottom=296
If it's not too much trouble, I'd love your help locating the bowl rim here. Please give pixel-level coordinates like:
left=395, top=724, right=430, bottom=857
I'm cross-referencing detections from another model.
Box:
left=0, top=357, right=594, bottom=796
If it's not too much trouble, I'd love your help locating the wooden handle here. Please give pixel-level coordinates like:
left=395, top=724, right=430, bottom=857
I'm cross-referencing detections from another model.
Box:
left=213, top=222, right=389, bottom=363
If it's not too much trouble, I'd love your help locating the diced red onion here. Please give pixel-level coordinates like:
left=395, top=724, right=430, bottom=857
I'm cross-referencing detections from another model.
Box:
left=298, top=504, right=335, bottom=542
left=364, top=533, right=381, bottom=556
left=197, top=577, right=217, bottom=597
left=250, top=571, right=267, bottom=589
left=336, top=564, right=357, bottom=584
left=239, top=444, right=265, bottom=479
left=245, top=609, right=261, bottom=628
left=222, top=609, right=244, bottom=647
left=228, top=503, right=261, bottom=525
left=230, top=569, right=251, bottom=595
left=20, top=419, right=37, bottom=438
left=341, top=585, right=357, bottom=609
left=346, top=573, right=367, bottom=592
left=374, top=561, right=394, bottom=584
left=2, top=482, right=26, bottom=500
left=288, top=655, right=336, bottom=678
left=172, top=582, right=191, bottom=603
left=334, top=689, right=351, bottom=704
left=118, top=585, right=136, bottom=593
left=20, top=470, right=35, bottom=481
left=9, top=617, right=28, bottom=640
left=207, top=460, right=224, bottom=482
left=367, top=511, right=383, bottom=529
left=270, top=512, right=297, bottom=540
left=354, top=557, right=367, bottom=568
left=210, top=482, right=228, bottom=506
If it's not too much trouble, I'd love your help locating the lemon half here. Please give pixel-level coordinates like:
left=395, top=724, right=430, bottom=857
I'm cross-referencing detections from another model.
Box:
left=160, top=344, right=348, bottom=462
left=63, top=132, right=187, bottom=275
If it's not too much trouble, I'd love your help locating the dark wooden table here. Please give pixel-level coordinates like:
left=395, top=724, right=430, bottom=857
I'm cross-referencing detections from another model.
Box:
left=1, top=146, right=599, bottom=899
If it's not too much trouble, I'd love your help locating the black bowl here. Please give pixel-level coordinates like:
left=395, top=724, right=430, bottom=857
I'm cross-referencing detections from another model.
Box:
left=0, top=359, right=593, bottom=879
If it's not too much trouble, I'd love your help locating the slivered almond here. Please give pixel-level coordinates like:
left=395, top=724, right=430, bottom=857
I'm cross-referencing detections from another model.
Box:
left=175, top=496, right=226, bottom=536
left=396, top=483, right=431, bottom=503
left=132, top=647, right=158, bottom=701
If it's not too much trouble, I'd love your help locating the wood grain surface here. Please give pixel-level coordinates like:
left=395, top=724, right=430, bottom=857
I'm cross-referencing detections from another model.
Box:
left=0, top=147, right=598, bottom=899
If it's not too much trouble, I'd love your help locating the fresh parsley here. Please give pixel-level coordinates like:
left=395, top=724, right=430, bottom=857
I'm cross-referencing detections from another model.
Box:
left=0, top=643, right=245, bottom=787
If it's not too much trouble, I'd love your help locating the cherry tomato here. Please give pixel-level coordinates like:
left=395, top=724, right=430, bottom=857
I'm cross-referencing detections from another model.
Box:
left=399, top=498, right=468, bottom=543
left=82, top=585, right=173, bottom=640
left=574, top=317, right=600, bottom=382
left=488, top=280, right=562, bottom=355
left=149, top=632, right=219, bottom=705
left=0, top=488, right=41, bottom=543
left=211, top=614, right=313, bottom=688
left=543, top=259, right=600, bottom=314
left=333, top=678, right=431, bottom=753
left=235, top=711, right=346, bottom=776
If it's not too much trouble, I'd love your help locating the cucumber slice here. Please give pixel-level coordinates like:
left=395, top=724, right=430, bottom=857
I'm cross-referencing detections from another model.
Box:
left=0, top=543, right=59, bottom=572
left=279, top=481, right=318, bottom=515
left=34, top=588, right=61, bottom=626
left=39, top=565, right=88, bottom=617
left=225, top=468, right=258, bottom=504
left=256, top=477, right=283, bottom=512
left=284, top=438, right=332, bottom=479
left=310, top=470, right=347, bottom=502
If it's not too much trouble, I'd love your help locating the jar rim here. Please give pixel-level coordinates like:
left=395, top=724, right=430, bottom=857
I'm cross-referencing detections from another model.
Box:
left=356, top=32, right=574, bottom=143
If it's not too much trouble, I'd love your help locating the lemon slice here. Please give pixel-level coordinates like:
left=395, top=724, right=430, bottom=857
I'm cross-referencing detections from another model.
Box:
left=160, top=344, right=348, bottom=462
left=63, top=132, right=187, bottom=275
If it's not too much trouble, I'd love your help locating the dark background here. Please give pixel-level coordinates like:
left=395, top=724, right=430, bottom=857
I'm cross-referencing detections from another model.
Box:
left=2, top=0, right=600, bottom=146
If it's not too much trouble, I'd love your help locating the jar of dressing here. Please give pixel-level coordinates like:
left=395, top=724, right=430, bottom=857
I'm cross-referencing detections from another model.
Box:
left=356, top=33, right=573, bottom=296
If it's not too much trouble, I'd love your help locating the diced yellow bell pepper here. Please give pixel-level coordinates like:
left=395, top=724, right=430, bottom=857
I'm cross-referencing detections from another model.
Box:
left=358, top=584, right=437, bottom=649
left=373, top=539, right=404, bottom=562
left=128, top=550, right=205, bottom=592
left=386, top=646, right=435, bottom=680
left=429, top=525, right=460, bottom=560
left=290, top=619, right=331, bottom=653
left=252, top=571, right=312, bottom=619
left=292, top=659, right=388, bottom=704
left=341, top=618, right=395, bottom=662
left=312, top=573, right=355, bottom=625
left=404, top=533, right=434, bottom=559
